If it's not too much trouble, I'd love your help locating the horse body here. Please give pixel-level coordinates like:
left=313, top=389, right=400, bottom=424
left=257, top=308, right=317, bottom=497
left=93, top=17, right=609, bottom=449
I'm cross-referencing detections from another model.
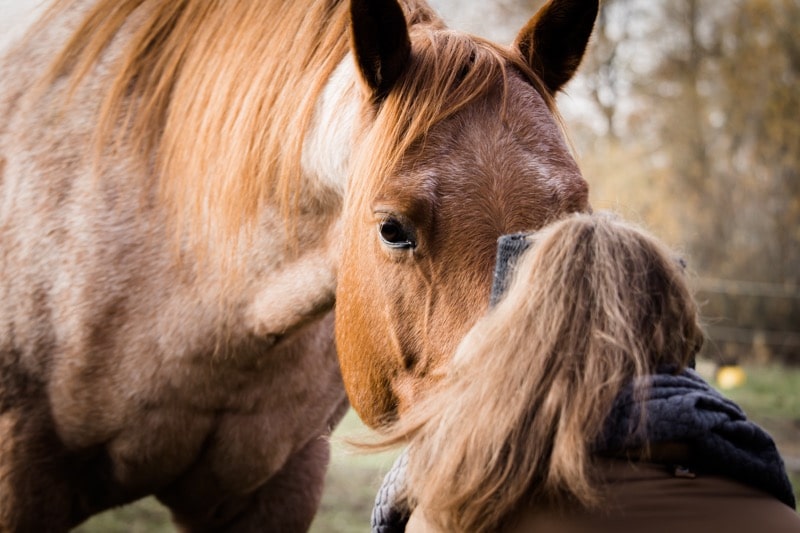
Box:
left=1, top=1, right=348, bottom=529
left=0, top=0, right=596, bottom=529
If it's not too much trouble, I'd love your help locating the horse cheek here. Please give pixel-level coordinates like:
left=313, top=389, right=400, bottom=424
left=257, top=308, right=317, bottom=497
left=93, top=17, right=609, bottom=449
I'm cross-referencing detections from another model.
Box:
left=335, top=260, right=397, bottom=427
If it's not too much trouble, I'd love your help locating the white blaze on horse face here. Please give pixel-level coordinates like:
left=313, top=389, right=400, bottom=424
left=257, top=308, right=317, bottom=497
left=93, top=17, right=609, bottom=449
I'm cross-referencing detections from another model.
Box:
left=301, top=56, right=360, bottom=196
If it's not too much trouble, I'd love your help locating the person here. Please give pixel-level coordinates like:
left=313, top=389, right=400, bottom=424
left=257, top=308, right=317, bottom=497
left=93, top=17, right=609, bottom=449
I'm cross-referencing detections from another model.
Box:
left=369, top=212, right=800, bottom=533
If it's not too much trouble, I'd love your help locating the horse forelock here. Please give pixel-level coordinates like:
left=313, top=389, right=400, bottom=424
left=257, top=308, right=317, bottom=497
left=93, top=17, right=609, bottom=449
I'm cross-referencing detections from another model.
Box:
left=346, top=28, right=564, bottom=218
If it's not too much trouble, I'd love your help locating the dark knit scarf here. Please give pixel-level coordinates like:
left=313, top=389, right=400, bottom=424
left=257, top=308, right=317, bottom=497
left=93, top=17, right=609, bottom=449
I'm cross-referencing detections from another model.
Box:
left=489, top=232, right=533, bottom=306
left=598, top=367, right=795, bottom=508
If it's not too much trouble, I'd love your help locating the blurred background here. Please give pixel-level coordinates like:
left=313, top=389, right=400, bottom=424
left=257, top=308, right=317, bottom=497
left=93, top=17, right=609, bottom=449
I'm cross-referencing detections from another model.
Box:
left=2, top=0, right=798, bottom=530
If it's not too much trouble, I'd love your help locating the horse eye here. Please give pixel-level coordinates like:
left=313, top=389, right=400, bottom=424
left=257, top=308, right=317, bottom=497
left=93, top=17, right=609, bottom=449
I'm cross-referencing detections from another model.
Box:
left=378, top=218, right=416, bottom=249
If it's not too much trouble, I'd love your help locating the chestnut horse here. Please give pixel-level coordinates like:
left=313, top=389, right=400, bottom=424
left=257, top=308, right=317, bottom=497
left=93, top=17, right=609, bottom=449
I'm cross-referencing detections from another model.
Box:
left=0, top=0, right=595, bottom=530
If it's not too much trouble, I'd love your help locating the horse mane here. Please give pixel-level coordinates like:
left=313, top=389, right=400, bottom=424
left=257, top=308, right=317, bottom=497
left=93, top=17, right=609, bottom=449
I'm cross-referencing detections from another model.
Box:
left=370, top=213, right=704, bottom=532
left=38, top=0, right=557, bottom=261
left=35, top=0, right=411, bottom=254
left=41, top=0, right=370, bottom=258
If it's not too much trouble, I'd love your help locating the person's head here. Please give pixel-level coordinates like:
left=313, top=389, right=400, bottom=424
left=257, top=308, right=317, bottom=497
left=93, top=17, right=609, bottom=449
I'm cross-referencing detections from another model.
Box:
left=378, top=212, right=704, bottom=532
left=481, top=210, right=702, bottom=375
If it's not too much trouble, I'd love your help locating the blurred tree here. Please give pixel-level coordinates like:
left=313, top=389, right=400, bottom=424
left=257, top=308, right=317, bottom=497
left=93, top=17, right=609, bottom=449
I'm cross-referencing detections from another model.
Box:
left=639, top=0, right=724, bottom=269
left=715, top=0, right=800, bottom=286
left=546, top=0, right=800, bottom=360
left=625, top=0, right=799, bottom=287
left=578, top=0, right=648, bottom=141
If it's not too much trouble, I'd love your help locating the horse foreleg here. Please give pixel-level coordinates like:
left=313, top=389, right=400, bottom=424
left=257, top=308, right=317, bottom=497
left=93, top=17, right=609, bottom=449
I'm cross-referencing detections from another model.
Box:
left=170, top=435, right=332, bottom=533
left=0, top=408, right=76, bottom=532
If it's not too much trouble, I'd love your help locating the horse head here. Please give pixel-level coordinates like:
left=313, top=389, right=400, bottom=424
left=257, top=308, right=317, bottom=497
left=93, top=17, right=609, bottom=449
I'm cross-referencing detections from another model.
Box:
left=336, top=0, right=598, bottom=426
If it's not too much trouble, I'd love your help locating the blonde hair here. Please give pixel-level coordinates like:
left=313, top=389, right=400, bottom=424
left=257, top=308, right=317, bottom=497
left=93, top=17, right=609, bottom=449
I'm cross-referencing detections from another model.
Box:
left=373, top=212, right=704, bottom=532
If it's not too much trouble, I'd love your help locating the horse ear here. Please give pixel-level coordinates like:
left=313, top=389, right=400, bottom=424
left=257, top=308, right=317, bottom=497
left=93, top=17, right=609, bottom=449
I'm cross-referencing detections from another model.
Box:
left=350, top=0, right=411, bottom=100
left=514, top=0, right=599, bottom=93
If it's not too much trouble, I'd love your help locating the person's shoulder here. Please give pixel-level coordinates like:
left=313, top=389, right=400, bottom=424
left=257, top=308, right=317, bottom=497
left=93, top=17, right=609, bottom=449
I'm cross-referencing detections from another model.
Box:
left=504, top=458, right=800, bottom=533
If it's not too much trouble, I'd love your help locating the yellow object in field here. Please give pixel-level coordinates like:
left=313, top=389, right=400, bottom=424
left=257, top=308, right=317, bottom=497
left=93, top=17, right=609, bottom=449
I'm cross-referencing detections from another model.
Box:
left=715, top=365, right=747, bottom=390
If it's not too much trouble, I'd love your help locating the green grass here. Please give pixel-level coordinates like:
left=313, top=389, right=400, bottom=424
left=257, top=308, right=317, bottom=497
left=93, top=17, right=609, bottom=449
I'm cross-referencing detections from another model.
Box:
left=711, top=365, right=800, bottom=420
left=309, top=411, right=401, bottom=533
left=74, top=363, right=800, bottom=531
left=73, top=498, right=172, bottom=533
